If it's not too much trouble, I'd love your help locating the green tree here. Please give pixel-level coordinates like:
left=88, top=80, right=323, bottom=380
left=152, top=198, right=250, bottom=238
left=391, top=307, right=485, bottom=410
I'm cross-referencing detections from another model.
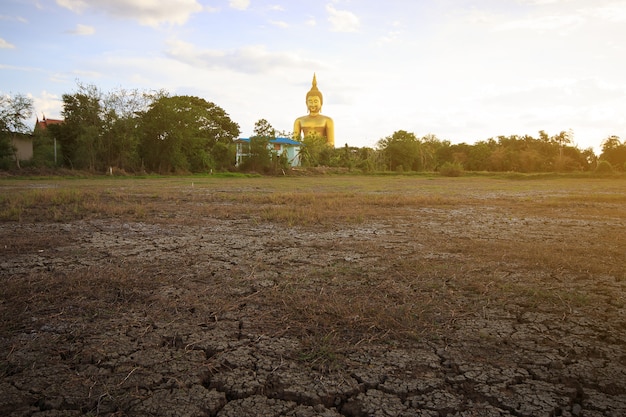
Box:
left=239, top=119, right=287, bottom=173
left=552, top=130, right=574, bottom=171
left=53, top=84, right=104, bottom=170
left=465, top=140, right=494, bottom=171
left=139, top=95, right=240, bottom=173
left=377, top=130, right=420, bottom=171
left=32, top=125, right=57, bottom=168
left=300, top=134, right=332, bottom=167
left=253, top=118, right=276, bottom=138
left=211, top=141, right=236, bottom=171
left=353, top=147, right=381, bottom=172
left=100, top=88, right=159, bottom=171
left=0, top=93, right=34, bottom=169
left=337, top=144, right=361, bottom=170
left=580, top=147, right=597, bottom=170
left=419, top=134, right=441, bottom=171
left=242, top=136, right=272, bottom=172
left=600, top=135, right=626, bottom=171
left=51, top=83, right=161, bottom=171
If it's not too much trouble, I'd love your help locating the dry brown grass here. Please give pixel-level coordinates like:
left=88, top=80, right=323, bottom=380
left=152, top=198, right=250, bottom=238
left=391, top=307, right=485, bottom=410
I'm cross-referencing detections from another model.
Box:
left=2, top=175, right=625, bottom=365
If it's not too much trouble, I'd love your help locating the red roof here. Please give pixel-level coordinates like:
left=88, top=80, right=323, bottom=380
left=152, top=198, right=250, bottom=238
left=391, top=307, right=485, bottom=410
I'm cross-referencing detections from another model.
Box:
left=35, top=115, right=64, bottom=131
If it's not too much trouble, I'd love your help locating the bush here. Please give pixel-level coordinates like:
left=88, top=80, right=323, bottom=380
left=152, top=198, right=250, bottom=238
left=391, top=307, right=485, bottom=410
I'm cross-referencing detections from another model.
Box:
left=595, top=160, right=613, bottom=174
left=439, top=162, right=464, bottom=177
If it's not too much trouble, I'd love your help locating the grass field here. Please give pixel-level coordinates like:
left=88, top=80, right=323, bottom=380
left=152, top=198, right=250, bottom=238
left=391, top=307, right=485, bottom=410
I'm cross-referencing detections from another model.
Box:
left=1, top=174, right=626, bottom=415
left=2, top=174, right=625, bottom=339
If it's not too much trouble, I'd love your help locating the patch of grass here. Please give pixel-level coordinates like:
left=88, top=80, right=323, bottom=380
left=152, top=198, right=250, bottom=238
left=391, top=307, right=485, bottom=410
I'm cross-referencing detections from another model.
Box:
left=0, top=264, right=156, bottom=339
left=0, top=188, right=96, bottom=221
left=2, top=174, right=625, bottom=351
left=298, top=331, right=343, bottom=371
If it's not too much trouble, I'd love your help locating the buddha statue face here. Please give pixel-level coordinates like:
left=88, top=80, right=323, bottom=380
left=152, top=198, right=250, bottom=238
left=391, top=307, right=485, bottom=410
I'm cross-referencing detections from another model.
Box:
left=306, top=95, right=322, bottom=114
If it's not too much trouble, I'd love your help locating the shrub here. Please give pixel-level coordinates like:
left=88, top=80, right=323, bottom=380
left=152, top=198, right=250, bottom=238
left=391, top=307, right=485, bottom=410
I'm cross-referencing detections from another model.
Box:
left=595, top=160, right=613, bottom=174
left=439, top=162, right=464, bottom=177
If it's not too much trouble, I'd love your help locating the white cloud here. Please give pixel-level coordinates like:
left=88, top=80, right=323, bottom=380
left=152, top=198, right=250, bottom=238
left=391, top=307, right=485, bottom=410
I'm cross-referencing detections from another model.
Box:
left=73, top=69, right=103, bottom=79
left=269, top=20, right=289, bottom=28
left=326, top=4, right=359, bottom=32
left=0, top=64, right=34, bottom=71
left=67, top=23, right=95, bottom=35
left=0, top=38, right=15, bottom=49
left=229, top=0, right=250, bottom=11
left=31, top=90, right=63, bottom=120
left=56, top=0, right=86, bottom=13
left=495, top=13, right=584, bottom=32
left=56, top=0, right=203, bottom=27
left=479, top=78, right=625, bottom=108
left=0, top=14, right=28, bottom=23
left=586, top=2, right=626, bottom=22
left=376, top=30, right=401, bottom=45
left=164, top=39, right=322, bottom=74
left=517, top=0, right=574, bottom=5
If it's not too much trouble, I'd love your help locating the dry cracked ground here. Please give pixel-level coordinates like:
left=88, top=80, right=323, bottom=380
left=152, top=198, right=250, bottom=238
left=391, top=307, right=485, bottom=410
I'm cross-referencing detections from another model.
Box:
left=1, top=175, right=626, bottom=417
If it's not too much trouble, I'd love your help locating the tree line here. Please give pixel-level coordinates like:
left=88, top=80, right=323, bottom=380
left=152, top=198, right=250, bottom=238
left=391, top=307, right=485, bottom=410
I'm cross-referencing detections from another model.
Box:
left=2, top=84, right=626, bottom=173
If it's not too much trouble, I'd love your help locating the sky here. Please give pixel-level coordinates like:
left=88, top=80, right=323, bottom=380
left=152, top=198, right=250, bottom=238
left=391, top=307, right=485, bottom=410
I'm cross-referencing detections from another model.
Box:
left=1, top=0, right=625, bottom=153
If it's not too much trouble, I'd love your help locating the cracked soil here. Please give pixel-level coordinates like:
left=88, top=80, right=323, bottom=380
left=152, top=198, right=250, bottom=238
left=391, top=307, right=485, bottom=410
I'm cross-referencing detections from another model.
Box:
left=1, top=175, right=625, bottom=416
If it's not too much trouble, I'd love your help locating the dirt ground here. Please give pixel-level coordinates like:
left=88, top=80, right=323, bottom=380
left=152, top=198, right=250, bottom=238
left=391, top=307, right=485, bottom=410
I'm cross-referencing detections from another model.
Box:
left=1, top=175, right=626, bottom=416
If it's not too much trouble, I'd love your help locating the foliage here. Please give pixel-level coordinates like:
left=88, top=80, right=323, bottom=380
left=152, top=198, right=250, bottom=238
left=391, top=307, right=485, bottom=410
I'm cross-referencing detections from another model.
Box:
left=2, top=83, right=623, bottom=175
left=0, top=93, right=33, bottom=135
left=353, top=147, right=380, bottom=172
left=100, top=87, right=157, bottom=171
left=51, top=84, right=153, bottom=171
left=300, top=134, right=333, bottom=167
left=239, top=136, right=272, bottom=173
left=46, top=84, right=239, bottom=174
left=377, top=130, right=419, bottom=171
left=600, top=136, right=626, bottom=171
left=57, top=85, right=104, bottom=170
left=238, top=119, right=290, bottom=174
left=0, top=93, right=34, bottom=168
left=477, top=132, right=584, bottom=172
left=0, top=132, right=13, bottom=169
left=253, top=118, right=276, bottom=138
left=138, top=95, right=239, bottom=174
left=377, top=131, right=441, bottom=172
left=211, top=141, right=236, bottom=171
left=595, top=160, right=614, bottom=174
left=439, top=161, right=464, bottom=177
left=31, top=127, right=57, bottom=168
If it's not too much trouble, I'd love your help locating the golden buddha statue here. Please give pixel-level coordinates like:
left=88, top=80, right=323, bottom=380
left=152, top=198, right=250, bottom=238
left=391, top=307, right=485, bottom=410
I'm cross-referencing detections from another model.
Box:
left=293, top=73, right=335, bottom=147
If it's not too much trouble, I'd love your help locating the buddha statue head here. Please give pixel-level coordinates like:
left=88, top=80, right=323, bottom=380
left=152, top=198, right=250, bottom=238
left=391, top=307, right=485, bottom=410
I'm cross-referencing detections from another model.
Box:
left=305, top=73, right=323, bottom=114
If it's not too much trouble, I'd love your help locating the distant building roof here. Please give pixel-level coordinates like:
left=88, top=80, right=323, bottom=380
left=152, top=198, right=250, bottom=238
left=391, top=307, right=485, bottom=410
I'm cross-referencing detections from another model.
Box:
left=235, top=137, right=302, bottom=146
left=34, top=115, right=64, bottom=132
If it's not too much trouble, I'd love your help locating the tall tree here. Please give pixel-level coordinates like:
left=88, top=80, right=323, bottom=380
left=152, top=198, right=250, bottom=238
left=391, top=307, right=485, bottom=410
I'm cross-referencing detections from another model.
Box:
left=100, top=88, right=159, bottom=171
left=239, top=119, right=276, bottom=173
left=139, top=95, right=239, bottom=173
left=600, top=135, right=626, bottom=171
left=0, top=93, right=34, bottom=168
left=253, top=119, right=276, bottom=138
left=54, top=83, right=104, bottom=170
left=377, top=130, right=420, bottom=171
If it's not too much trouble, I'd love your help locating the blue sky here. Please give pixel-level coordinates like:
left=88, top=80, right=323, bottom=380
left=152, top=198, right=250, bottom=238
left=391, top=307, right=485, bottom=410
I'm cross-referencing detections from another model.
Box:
left=1, top=0, right=625, bottom=152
